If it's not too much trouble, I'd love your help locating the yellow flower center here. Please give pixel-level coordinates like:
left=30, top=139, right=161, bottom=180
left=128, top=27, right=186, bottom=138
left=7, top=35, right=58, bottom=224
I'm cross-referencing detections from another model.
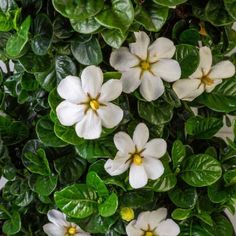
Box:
left=145, top=231, right=154, bottom=236
left=67, top=226, right=76, bottom=235
left=132, top=153, right=143, bottom=165
left=120, top=207, right=134, bottom=221
left=89, top=99, right=100, bottom=110
left=201, top=75, right=214, bottom=86
left=140, top=61, right=150, bottom=71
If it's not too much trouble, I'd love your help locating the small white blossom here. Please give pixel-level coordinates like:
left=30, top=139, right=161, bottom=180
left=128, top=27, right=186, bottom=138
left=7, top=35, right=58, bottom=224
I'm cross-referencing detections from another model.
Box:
left=173, top=46, right=235, bottom=101
left=126, top=208, right=180, bottom=236
left=43, top=209, right=90, bottom=236
left=105, top=123, right=166, bottom=189
left=0, top=176, right=8, bottom=190
left=110, top=31, right=181, bottom=101
left=56, top=65, right=123, bottom=140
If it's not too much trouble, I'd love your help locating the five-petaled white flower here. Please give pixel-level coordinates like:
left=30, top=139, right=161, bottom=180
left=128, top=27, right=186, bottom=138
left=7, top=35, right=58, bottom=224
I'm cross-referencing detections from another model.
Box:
left=110, top=31, right=181, bottom=101
left=56, top=65, right=123, bottom=140
left=43, top=209, right=90, bottom=236
left=104, top=123, right=166, bottom=189
left=173, top=46, right=235, bottom=101
left=126, top=208, right=180, bottom=236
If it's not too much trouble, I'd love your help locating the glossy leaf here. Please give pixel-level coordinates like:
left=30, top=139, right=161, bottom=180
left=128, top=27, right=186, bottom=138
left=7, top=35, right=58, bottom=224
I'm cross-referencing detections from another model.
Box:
left=153, top=0, right=187, bottom=7
left=172, top=140, right=186, bottom=169
left=70, top=17, right=100, bottom=34
left=181, top=154, right=222, bottom=187
left=98, top=193, right=118, bottom=217
left=2, top=211, right=21, bottom=235
left=171, top=208, right=192, bottom=220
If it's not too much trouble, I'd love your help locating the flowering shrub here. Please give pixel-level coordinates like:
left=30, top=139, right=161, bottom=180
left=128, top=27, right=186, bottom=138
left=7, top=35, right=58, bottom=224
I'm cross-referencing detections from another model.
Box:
left=0, top=0, right=236, bottom=235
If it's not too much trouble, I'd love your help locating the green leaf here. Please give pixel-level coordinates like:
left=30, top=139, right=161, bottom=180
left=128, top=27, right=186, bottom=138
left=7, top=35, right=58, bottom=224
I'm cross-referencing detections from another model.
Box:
left=55, top=184, right=97, bottom=218
left=0, top=0, right=18, bottom=13
left=207, top=180, right=229, bottom=203
left=52, top=0, right=104, bottom=20
left=172, top=140, right=186, bottom=169
left=98, top=193, right=118, bottom=217
left=0, top=10, right=13, bottom=31
left=20, top=73, right=39, bottom=91
left=175, top=44, right=200, bottom=78
left=95, top=0, right=134, bottom=34
left=30, top=174, right=58, bottom=196
left=101, top=29, right=127, bottom=48
left=6, top=16, right=31, bottom=58
left=86, top=171, right=109, bottom=197
left=36, top=115, right=67, bottom=147
left=224, top=169, right=236, bottom=186
left=31, top=14, right=53, bottom=55
left=198, top=77, right=236, bottom=112
left=153, top=0, right=187, bottom=7
left=206, top=0, right=234, bottom=26
left=185, top=116, right=223, bottom=139
left=224, top=0, right=236, bottom=20
left=135, top=4, right=169, bottom=32
left=168, top=185, right=197, bottom=208
left=181, top=154, right=222, bottom=187
left=70, top=17, right=100, bottom=34
left=71, top=36, right=102, bottom=65
left=195, top=212, right=213, bottom=226
left=179, top=29, right=200, bottom=45
left=19, top=51, right=52, bottom=73
left=22, top=140, right=50, bottom=176
left=54, top=154, right=86, bottom=184
left=138, top=100, right=173, bottom=125
left=0, top=115, right=29, bottom=145
left=2, top=211, right=21, bottom=235
left=171, top=208, right=192, bottom=220
left=213, top=214, right=233, bottom=236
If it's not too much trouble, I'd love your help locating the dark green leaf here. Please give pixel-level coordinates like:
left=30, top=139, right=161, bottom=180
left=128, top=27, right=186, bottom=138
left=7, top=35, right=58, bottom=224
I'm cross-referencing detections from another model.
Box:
left=172, top=140, right=186, bottom=169
left=2, top=211, right=21, bottom=235
left=98, top=193, right=118, bottom=217
left=224, top=169, right=236, bottom=186
left=224, top=0, right=236, bottom=20
left=175, top=44, right=200, bottom=78
left=55, top=184, right=97, bottom=218
left=181, top=154, right=222, bottom=187
left=70, top=17, right=100, bottom=34
left=185, top=116, right=223, bottom=139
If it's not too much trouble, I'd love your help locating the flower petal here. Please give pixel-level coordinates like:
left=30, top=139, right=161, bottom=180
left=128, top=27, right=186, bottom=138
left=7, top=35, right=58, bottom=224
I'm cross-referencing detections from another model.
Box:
left=205, top=79, right=222, bottom=93
left=105, top=151, right=130, bottom=176
left=0, top=176, right=8, bottom=190
left=110, top=47, right=140, bottom=71
left=151, top=59, right=181, bottom=82
left=129, top=31, right=150, bottom=60
left=140, top=71, right=165, bottom=101
left=57, top=76, right=87, bottom=103
left=208, top=60, right=235, bottom=79
left=156, top=219, right=180, bottom=236
left=172, top=78, right=204, bottom=101
left=142, top=138, right=167, bottom=159
left=43, top=223, right=66, bottom=236
left=114, top=132, right=135, bottom=154
left=47, top=210, right=67, bottom=227
left=56, top=101, right=85, bottom=126
left=99, top=79, right=122, bottom=102
left=143, top=157, right=164, bottom=180
left=81, top=65, right=103, bottom=98
left=97, top=103, right=123, bottom=129
left=133, top=123, right=149, bottom=151
left=129, top=163, right=148, bottom=189
left=148, top=37, right=176, bottom=63
left=136, top=208, right=167, bottom=230
left=126, top=221, right=143, bottom=236
left=75, top=110, right=102, bottom=139
left=121, top=67, right=142, bottom=93
left=199, top=46, right=212, bottom=76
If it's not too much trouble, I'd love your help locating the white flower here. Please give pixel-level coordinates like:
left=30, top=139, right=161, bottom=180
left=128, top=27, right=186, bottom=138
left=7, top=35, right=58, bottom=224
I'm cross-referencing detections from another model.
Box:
left=104, top=123, right=166, bottom=189
left=173, top=46, right=235, bottom=101
left=126, top=208, right=180, bottom=236
left=56, top=65, right=123, bottom=140
left=109, top=31, right=181, bottom=101
left=43, top=209, right=90, bottom=236
left=0, top=176, right=8, bottom=190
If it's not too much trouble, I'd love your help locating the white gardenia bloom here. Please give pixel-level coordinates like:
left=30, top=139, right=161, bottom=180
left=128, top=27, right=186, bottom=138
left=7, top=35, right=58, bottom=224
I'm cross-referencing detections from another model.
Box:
left=104, top=123, right=166, bottom=189
left=173, top=46, right=236, bottom=101
left=110, top=31, right=181, bottom=101
left=56, top=65, right=123, bottom=140
left=126, top=208, right=180, bottom=236
left=43, top=209, right=90, bottom=236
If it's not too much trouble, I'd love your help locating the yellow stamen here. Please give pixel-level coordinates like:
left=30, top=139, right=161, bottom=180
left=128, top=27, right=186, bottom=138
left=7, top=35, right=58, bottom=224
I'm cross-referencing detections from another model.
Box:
left=120, top=207, right=134, bottom=222
left=89, top=99, right=100, bottom=110
left=201, top=76, right=214, bottom=86
left=67, top=227, right=76, bottom=235
left=145, top=231, right=154, bottom=236
left=140, top=61, right=150, bottom=71
left=133, top=154, right=143, bottom=165
left=199, top=22, right=208, bottom=36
